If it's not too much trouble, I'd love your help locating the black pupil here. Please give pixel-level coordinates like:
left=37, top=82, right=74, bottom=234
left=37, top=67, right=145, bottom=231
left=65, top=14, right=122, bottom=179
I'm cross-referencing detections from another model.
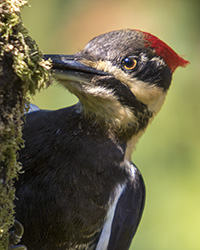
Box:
left=124, top=58, right=134, bottom=68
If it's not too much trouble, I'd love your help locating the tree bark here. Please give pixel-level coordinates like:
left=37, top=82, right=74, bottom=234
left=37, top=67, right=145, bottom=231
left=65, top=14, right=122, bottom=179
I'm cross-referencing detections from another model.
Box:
left=0, top=1, right=51, bottom=249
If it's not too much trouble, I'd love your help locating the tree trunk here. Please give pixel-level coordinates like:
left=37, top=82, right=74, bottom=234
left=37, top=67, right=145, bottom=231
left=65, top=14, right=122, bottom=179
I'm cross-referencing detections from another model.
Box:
left=0, top=1, right=51, bottom=249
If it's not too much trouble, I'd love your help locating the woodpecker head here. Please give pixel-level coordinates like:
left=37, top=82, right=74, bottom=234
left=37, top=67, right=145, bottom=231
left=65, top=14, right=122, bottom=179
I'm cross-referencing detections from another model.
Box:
left=45, top=29, right=189, bottom=138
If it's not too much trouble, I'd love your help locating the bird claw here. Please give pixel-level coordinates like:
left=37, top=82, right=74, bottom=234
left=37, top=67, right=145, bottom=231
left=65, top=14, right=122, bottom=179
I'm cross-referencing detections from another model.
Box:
left=9, top=245, right=27, bottom=250
left=9, top=220, right=27, bottom=250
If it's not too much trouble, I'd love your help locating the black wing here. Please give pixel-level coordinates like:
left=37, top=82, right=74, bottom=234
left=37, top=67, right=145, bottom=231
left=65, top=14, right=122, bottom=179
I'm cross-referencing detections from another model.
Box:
left=108, top=165, right=145, bottom=250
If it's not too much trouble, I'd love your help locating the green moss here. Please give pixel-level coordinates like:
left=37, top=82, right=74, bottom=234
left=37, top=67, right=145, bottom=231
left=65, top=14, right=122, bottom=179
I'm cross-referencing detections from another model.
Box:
left=0, top=0, right=51, bottom=249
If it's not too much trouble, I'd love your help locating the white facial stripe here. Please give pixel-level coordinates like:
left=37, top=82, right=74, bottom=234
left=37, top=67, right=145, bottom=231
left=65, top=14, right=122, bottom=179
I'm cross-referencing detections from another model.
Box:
left=83, top=60, right=167, bottom=114
left=84, top=85, right=114, bottom=98
left=60, top=77, right=137, bottom=128
left=128, top=80, right=167, bottom=114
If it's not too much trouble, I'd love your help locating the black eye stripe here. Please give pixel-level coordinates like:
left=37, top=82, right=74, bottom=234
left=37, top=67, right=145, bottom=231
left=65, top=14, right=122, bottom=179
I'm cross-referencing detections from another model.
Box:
left=119, top=54, right=172, bottom=90
left=93, top=75, right=148, bottom=112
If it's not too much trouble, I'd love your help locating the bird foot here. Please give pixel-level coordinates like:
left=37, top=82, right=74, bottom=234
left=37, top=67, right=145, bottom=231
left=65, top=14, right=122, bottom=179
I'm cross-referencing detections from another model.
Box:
left=9, top=245, right=27, bottom=250
left=9, top=220, right=27, bottom=250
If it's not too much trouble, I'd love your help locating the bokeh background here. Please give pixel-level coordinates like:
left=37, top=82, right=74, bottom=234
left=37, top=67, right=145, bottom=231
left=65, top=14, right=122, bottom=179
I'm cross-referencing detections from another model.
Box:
left=21, top=0, right=200, bottom=249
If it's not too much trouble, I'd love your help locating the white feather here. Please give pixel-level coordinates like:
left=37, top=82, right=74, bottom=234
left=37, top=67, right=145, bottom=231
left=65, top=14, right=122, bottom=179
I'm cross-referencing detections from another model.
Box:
left=96, top=184, right=126, bottom=250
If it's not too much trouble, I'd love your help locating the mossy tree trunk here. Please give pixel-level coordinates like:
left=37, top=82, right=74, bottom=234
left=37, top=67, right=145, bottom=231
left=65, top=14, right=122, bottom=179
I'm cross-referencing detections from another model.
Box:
left=0, top=1, right=51, bottom=249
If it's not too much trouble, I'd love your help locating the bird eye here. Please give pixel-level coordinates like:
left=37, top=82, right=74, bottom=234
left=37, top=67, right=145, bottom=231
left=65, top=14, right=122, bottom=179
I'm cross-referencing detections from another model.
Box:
left=122, top=57, right=137, bottom=70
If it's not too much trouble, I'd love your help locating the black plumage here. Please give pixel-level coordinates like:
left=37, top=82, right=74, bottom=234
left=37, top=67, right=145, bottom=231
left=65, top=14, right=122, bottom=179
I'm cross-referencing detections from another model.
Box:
left=15, top=106, right=145, bottom=250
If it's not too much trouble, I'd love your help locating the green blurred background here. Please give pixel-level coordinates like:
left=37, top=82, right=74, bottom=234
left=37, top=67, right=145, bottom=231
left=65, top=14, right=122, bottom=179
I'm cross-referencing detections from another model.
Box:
left=21, top=0, right=200, bottom=249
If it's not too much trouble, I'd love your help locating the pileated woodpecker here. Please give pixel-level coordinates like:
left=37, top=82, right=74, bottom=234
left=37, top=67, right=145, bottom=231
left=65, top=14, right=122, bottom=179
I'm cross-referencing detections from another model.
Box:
left=10, top=29, right=189, bottom=250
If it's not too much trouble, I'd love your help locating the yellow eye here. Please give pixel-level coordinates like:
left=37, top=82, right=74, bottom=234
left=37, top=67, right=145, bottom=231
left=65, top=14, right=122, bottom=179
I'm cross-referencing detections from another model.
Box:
left=122, top=57, right=137, bottom=70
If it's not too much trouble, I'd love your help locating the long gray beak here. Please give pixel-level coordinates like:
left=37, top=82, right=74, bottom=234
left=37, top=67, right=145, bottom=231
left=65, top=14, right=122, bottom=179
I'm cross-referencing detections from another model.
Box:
left=44, top=54, right=107, bottom=77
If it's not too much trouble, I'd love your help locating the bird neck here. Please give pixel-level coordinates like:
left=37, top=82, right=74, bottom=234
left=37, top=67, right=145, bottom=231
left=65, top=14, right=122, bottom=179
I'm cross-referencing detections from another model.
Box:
left=75, top=101, right=151, bottom=146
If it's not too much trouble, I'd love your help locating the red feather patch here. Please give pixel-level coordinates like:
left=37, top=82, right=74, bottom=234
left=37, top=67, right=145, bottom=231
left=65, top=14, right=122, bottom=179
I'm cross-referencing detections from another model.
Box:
left=142, top=31, right=189, bottom=72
